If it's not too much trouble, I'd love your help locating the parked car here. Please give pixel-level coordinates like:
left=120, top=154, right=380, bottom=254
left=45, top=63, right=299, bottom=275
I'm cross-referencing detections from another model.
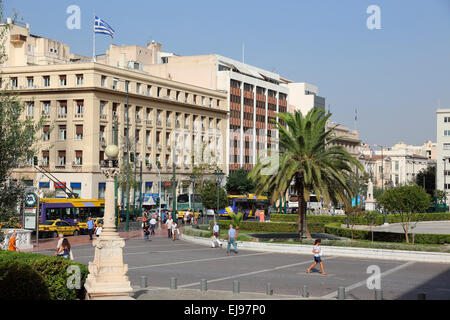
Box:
left=39, top=220, right=80, bottom=238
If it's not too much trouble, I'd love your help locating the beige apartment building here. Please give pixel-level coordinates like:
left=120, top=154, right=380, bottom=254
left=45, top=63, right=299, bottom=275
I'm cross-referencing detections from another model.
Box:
left=2, top=62, right=228, bottom=200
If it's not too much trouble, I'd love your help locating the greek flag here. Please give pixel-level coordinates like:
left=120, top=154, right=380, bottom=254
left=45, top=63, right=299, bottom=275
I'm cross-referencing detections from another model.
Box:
left=94, top=16, right=115, bottom=38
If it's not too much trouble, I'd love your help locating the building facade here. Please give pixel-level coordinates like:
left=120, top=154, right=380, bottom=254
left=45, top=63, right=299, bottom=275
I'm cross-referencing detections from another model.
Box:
left=3, top=62, right=228, bottom=202
left=437, top=109, right=450, bottom=202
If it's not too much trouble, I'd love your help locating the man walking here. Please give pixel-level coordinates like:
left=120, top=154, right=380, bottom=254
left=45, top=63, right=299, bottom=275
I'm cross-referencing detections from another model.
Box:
left=55, top=233, right=64, bottom=256
left=227, top=224, right=238, bottom=254
left=143, top=215, right=150, bottom=241
left=87, top=217, right=95, bottom=240
left=166, top=215, right=173, bottom=239
left=150, top=216, right=157, bottom=236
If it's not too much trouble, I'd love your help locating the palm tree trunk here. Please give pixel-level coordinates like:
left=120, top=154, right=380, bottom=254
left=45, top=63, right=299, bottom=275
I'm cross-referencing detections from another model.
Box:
left=298, top=185, right=305, bottom=242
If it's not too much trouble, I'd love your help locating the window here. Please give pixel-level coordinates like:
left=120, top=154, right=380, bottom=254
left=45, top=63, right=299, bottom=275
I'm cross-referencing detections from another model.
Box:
left=27, top=77, right=34, bottom=88
left=445, top=130, right=450, bottom=136
left=57, top=151, right=66, bottom=166
left=98, top=183, right=106, bottom=199
left=100, top=101, right=107, bottom=116
left=43, top=76, right=50, bottom=87
left=112, top=78, right=119, bottom=90
left=42, top=101, right=50, bottom=116
left=74, top=151, right=83, bottom=165
left=445, top=117, right=450, bottom=123
left=75, top=125, right=83, bottom=140
left=147, top=85, right=151, bottom=96
left=76, top=74, right=83, bottom=86
left=136, top=82, right=141, bottom=94
left=101, top=76, right=106, bottom=87
left=26, top=102, right=34, bottom=117
left=59, top=75, right=67, bottom=86
left=43, top=126, right=50, bottom=141
left=59, top=125, right=67, bottom=141
left=75, top=100, right=84, bottom=115
left=58, top=101, right=67, bottom=116
left=42, top=151, right=49, bottom=166
left=71, top=183, right=82, bottom=198
left=10, top=77, right=18, bottom=88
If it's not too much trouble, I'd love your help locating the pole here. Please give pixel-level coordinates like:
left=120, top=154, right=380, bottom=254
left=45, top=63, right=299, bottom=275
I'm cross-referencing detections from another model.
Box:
left=92, top=15, right=96, bottom=62
left=445, top=159, right=447, bottom=210
left=172, top=148, right=177, bottom=221
left=125, top=80, right=130, bottom=232
left=132, top=127, right=137, bottom=217
left=139, top=162, right=143, bottom=218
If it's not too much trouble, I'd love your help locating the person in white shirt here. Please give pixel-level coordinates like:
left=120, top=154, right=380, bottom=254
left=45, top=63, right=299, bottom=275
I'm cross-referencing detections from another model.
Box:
left=150, top=217, right=157, bottom=235
left=55, top=233, right=64, bottom=256
left=166, top=216, right=173, bottom=239
left=95, top=224, right=103, bottom=237
left=171, top=221, right=178, bottom=241
left=211, top=222, right=222, bottom=248
left=306, top=239, right=326, bottom=275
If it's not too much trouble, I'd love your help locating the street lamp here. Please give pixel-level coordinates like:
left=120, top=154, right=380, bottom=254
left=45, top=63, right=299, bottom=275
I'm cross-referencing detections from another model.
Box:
left=84, top=143, right=133, bottom=299
left=213, top=168, right=224, bottom=224
left=190, top=173, right=197, bottom=223
left=444, top=158, right=447, bottom=210
left=373, top=144, right=387, bottom=224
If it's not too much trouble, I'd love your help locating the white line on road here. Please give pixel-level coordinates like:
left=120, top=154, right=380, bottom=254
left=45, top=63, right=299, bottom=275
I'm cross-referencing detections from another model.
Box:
left=73, top=247, right=214, bottom=259
left=128, top=252, right=272, bottom=270
left=178, top=257, right=338, bottom=289
left=320, top=261, right=416, bottom=299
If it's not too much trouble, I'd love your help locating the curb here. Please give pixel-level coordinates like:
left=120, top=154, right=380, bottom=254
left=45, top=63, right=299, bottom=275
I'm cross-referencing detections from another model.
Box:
left=181, top=234, right=450, bottom=264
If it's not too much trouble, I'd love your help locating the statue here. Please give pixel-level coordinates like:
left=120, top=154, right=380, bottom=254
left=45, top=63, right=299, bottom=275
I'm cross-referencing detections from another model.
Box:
left=365, top=179, right=376, bottom=211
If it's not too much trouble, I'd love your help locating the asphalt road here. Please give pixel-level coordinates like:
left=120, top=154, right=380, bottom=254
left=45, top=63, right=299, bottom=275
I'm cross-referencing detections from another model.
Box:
left=34, top=235, right=450, bottom=300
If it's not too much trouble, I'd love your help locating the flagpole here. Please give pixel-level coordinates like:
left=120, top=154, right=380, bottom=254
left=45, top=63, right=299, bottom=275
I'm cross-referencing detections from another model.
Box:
left=93, top=14, right=96, bottom=62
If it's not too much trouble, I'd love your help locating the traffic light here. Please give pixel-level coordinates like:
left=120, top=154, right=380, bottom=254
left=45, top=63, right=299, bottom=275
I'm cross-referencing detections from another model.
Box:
left=33, top=156, right=38, bottom=166
left=130, top=152, right=134, bottom=163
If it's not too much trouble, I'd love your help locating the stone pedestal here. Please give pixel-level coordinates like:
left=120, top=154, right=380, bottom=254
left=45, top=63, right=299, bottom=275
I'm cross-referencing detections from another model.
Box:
left=84, top=163, right=133, bottom=300
left=365, top=200, right=377, bottom=211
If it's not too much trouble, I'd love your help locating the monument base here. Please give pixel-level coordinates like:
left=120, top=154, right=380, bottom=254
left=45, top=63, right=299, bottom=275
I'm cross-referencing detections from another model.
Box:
left=84, top=231, right=134, bottom=300
left=365, top=200, right=377, bottom=212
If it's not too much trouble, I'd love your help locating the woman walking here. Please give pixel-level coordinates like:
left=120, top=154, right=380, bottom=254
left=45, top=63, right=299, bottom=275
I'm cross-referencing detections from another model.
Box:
left=57, top=238, right=72, bottom=260
left=306, top=239, right=326, bottom=275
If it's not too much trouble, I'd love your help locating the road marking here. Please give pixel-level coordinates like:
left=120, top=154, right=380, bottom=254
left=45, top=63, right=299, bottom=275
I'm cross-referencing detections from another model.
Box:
left=320, top=261, right=415, bottom=299
left=128, top=252, right=272, bottom=270
left=73, top=247, right=213, bottom=259
left=178, top=257, right=338, bottom=289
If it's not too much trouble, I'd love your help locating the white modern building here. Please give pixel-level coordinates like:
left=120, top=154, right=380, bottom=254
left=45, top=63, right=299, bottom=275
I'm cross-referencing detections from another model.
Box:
left=437, top=109, right=450, bottom=202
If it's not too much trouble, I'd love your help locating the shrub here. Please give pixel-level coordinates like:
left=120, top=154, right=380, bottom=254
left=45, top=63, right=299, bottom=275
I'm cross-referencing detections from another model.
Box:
left=0, top=260, right=50, bottom=300
left=0, top=251, right=88, bottom=300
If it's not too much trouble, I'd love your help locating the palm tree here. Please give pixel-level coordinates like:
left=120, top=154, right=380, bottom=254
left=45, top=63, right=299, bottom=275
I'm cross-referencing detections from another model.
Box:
left=249, top=108, right=363, bottom=241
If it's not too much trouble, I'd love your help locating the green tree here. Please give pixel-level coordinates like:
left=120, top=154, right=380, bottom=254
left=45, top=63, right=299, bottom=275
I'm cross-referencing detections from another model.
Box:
left=345, top=206, right=364, bottom=240
left=0, top=10, right=45, bottom=221
left=200, top=180, right=228, bottom=211
left=229, top=212, right=244, bottom=230
left=364, top=210, right=379, bottom=243
left=249, top=108, right=363, bottom=241
left=415, top=165, right=435, bottom=197
left=225, top=168, right=255, bottom=195
left=378, top=184, right=430, bottom=243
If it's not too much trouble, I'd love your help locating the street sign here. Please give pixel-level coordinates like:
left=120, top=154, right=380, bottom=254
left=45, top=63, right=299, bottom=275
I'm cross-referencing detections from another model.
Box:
left=25, top=192, right=38, bottom=207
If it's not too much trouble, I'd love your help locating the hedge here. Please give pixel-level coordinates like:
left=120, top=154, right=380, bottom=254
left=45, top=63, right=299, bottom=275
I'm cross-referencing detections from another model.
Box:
left=0, top=251, right=88, bottom=300
left=0, top=260, right=50, bottom=300
left=324, top=223, right=450, bottom=245
left=210, top=220, right=325, bottom=234
left=270, top=213, right=450, bottom=226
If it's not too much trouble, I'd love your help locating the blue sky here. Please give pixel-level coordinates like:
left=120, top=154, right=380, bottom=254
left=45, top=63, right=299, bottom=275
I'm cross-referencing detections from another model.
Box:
left=4, top=0, right=450, bottom=147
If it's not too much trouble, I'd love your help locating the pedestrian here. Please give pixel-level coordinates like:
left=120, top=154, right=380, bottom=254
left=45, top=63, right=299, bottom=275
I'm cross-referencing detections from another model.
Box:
left=172, top=220, right=178, bottom=241
left=150, top=216, right=156, bottom=236
left=55, top=233, right=64, bottom=256
left=57, top=238, right=72, bottom=260
left=211, top=222, right=222, bottom=248
left=183, top=212, right=187, bottom=225
left=87, top=217, right=95, bottom=240
left=306, top=239, right=327, bottom=275
left=8, top=232, right=20, bottom=252
left=95, top=224, right=103, bottom=237
left=166, top=214, right=173, bottom=238
left=227, top=224, right=238, bottom=254
left=143, top=215, right=150, bottom=241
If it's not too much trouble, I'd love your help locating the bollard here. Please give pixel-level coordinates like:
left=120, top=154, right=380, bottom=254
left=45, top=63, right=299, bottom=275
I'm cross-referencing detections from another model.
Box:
left=302, top=285, right=309, bottom=298
left=140, top=276, right=147, bottom=288
left=375, top=289, right=383, bottom=300
left=200, top=279, right=208, bottom=292
left=233, top=280, right=240, bottom=294
left=337, top=287, right=346, bottom=300
left=170, top=277, right=177, bottom=290
left=266, top=283, right=272, bottom=295
left=417, top=293, right=426, bottom=300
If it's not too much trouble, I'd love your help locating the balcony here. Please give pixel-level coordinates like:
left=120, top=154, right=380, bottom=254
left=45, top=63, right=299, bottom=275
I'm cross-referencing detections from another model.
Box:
left=100, top=114, right=107, bottom=121
left=57, top=113, right=67, bottom=120
left=100, top=138, right=107, bottom=148
left=74, top=113, right=84, bottom=119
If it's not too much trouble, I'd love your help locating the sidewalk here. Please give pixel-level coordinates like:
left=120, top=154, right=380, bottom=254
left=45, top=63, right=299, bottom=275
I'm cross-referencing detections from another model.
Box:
left=24, top=225, right=170, bottom=252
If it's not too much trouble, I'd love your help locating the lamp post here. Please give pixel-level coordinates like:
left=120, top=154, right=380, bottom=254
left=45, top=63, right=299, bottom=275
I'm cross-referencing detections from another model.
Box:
left=190, top=173, right=197, bottom=223
left=444, top=158, right=447, bottom=210
left=374, top=144, right=387, bottom=224
left=84, top=144, right=133, bottom=300
left=213, top=168, right=224, bottom=225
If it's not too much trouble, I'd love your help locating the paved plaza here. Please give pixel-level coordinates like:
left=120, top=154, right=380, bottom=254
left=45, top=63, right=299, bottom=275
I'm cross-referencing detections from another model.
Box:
left=32, top=231, right=450, bottom=300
